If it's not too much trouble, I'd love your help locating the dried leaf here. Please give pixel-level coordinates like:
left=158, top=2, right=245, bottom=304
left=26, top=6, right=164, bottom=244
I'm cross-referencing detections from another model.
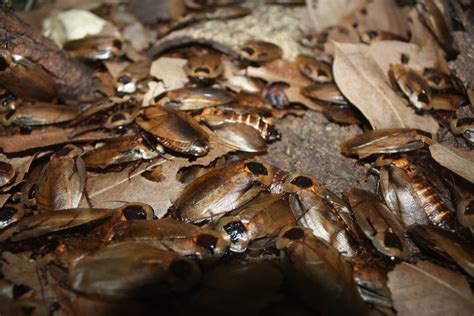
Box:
left=429, top=143, right=474, bottom=183
left=79, top=138, right=234, bottom=218
left=0, top=128, right=124, bottom=153
left=2, top=252, right=43, bottom=293
left=149, top=57, right=188, bottom=91
left=0, top=155, right=35, bottom=192
left=0, top=194, right=10, bottom=207
left=388, top=261, right=474, bottom=316
left=333, top=42, right=438, bottom=134
left=368, top=41, right=442, bottom=79
left=123, top=22, right=155, bottom=52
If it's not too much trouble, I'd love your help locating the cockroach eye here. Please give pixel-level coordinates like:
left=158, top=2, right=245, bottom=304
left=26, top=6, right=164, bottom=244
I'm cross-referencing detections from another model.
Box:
left=367, top=30, right=378, bottom=38
left=118, top=75, right=131, bottom=84
left=196, top=234, right=218, bottom=254
left=384, top=231, right=403, bottom=250
left=282, top=227, right=304, bottom=240
left=223, top=221, right=247, bottom=242
left=290, top=176, right=313, bottom=188
left=112, top=39, right=122, bottom=49
left=122, top=205, right=146, bottom=220
left=417, top=92, right=430, bottom=105
left=465, top=201, right=474, bottom=216
left=317, top=69, right=328, bottom=77
left=242, top=47, right=255, bottom=56
left=245, top=162, right=268, bottom=175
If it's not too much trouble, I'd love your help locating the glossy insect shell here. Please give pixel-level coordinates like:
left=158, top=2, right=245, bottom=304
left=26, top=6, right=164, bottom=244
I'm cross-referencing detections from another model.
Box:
left=173, top=161, right=274, bottom=223
left=2, top=102, right=80, bottom=127
left=64, top=36, right=123, bottom=61
left=0, top=50, right=57, bottom=101
left=301, top=84, right=348, bottom=105
left=360, top=30, right=407, bottom=44
left=390, top=64, right=432, bottom=111
left=348, top=188, right=408, bottom=259
left=0, top=208, right=114, bottom=242
left=215, top=193, right=295, bottom=252
left=209, top=122, right=268, bottom=153
left=35, top=147, right=86, bottom=212
left=407, top=225, right=474, bottom=277
left=83, top=136, right=163, bottom=169
left=163, top=87, right=235, bottom=111
left=238, top=40, right=283, bottom=64
left=340, top=128, right=436, bottom=159
left=0, top=204, right=25, bottom=230
left=283, top=173, right=359, bottom=257
left=68, top=242, right=201, bottom=298
left=107, top=219, right=228, bottom=261
left=296, top=54, right=333, bottom=83
left=136, top=106, right=209, bottom=156
left=378, top=156, right=455, bottom=231
left=276, top=226, right=369, bottom=316
left=183, top=53, right=223, bottom=83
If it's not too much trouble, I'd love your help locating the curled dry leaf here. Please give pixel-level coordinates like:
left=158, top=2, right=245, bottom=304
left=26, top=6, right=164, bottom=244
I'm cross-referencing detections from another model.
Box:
left=149, top=57, right=188, bottom=90
left=333, top=42, right=438, bottom=134
left=429, top=143, right=474, bottom=184
left=387, top=261, right=474, bottom=316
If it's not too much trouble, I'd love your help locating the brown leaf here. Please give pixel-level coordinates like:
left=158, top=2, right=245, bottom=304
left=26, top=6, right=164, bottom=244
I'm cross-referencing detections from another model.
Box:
left=79, top=138, right=234, bottom=218
left=0, top=155, right=35, bottom=192
left=333, top=42, right=438, bottom=134
left=2, top=252, right=44, bottom=294
left=368, top=41, right=444, bottom=79
left=0, top=194, right=10, bottom=208
left=0, top=128, right=124, bottom=153
left=388, top=261, right=474, bottom=316
left=150, top=57, right=188, bottom=91
left=429, top=143, right=474, bottom=183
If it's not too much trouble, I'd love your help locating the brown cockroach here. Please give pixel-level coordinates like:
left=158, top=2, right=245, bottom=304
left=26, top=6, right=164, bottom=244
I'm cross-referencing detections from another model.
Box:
left=377, top=155, right=455, bottom=231
left=283, top=173, right=360, bottom=256
left=106, top=219, right=228, bottom=261
left=0, top=204, right=25, bottom=230
left=214, top=193, right=296, bottom=252
left=172, top=161, right=274, bottom=223
left=389, top=64, right=432, bottom=111
left=0, top=161, right=15, bottom=188
left=301, top=83, right=349, bottom=105
left=1, top=102, right=80, bottom=127
left=296, top=54, right=333, bottom=84
left=276, top=226, right=369, bottom=316
left=0, top=50, right=57, bottom=101
left=450, top=116, right=474, bottom=144
left=422, top=68, right=454, bottom=91
left=35, top=146, right=86, bottom=212
left=82, top=135, right=164, bottom=169
left=408, top=225, right=474, bottom=277
left=136, top=106, right=209, bottom=156
left=183, top=52, right=223, bottom=84
left=341, top=128, right=436, bottom=159
left=348, top=188, right=408, bottom=259
left=68, top=242, right=201, bottom=298
left=64, top=35, right=123, bottom=61
left=238, top=40, right=283, bottom=65
left=209, top=122, right=268, bottom=153
left=199, top=106, right=280, bottom=141
left=161, top=87, right=235, bottom=111
left=116, top=60, right=152, bottom=94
